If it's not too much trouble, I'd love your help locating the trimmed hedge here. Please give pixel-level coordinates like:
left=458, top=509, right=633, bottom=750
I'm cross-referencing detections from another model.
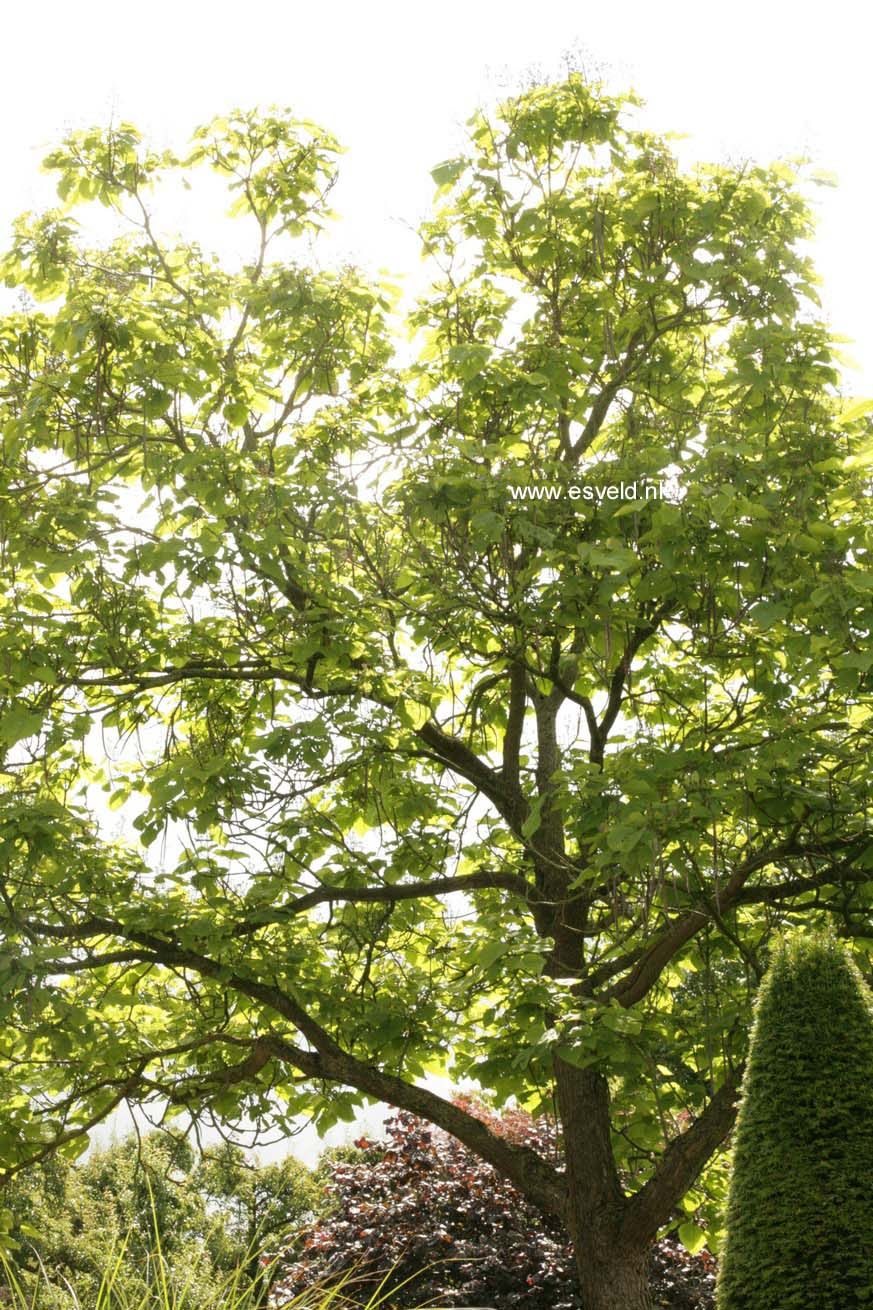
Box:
left=717, top=935, right=873, bottom=1309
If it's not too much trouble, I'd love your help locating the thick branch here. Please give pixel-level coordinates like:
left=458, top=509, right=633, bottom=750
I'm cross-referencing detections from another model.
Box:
left=569, top=328, right=647, bottom=458
left=143, top=1035, right=276, bottom=1104
left=501, top=659, right=527, bottom=797
left=622, top=1066, right=743, bottom=1242
left=418, top=719, right=524, bottom=826
left=732, top=861, right=873, bottom=905
left=232, top=869, right=531, bottom=934
left=19, top=915, right=567, bottom=1220
left=583, top=836, right=872, bottom=996
left=68, top=660, right=521, bottom=827
left=595, top=604, right=673, bottom=762
left=260, top=1033, right=569, bottom=1221
left=603, top=842, right=804, bottom=1007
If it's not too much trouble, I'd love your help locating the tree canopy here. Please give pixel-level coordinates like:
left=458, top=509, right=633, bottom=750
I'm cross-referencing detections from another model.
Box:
left=1, top=74, right=872, bottom=1310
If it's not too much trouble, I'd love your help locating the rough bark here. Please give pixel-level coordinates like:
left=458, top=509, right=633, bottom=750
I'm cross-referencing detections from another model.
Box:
left=574, top=1247, right=650, bottom=1310
left=555, top=1056, right=654, bottom=1310
left=575, top=1246, right=653, bottom=1310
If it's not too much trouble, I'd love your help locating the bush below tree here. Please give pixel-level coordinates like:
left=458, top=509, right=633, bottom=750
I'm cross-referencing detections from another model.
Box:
left=275, top=1104, right=716, bottom=1310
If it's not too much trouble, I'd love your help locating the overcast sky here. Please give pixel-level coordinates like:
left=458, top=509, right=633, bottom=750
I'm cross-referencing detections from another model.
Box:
left=4, top=0, right=868, bottom=1162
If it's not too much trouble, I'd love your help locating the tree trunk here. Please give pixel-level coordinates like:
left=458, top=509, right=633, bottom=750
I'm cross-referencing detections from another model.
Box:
left=555, top=1057, right=653, bottom=1310
left=532, top=697, right=654, bottom=1310
left=574, top=1242, right=652, bottom=1310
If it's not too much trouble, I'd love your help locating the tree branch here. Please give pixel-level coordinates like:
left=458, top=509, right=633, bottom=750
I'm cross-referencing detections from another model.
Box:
left=602, top=844, right=800, bottom=1006
left=417, top=719, right=525, bottom=826
left=231, top=869, right=532, bottom=935
left=595, top=604, right=673, bottom=761
left=15, top=915, right=568, bottom=1220
left=501, top=658, right=527, bottom=798
left=621, top=1065, right=743, bottom=1242
left=66, top=659, right=523, bottom=828
left=259, top=1033, right=569, bottom=1221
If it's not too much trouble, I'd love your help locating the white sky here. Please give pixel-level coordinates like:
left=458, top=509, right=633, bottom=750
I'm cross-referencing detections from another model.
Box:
left=2, top=0, right=872, bottom=386
left=4, top=0, right=871, bottom=1165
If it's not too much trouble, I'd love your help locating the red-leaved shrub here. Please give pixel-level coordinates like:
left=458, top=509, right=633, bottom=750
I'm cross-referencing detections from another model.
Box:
left=272, top=1101, right=715, bottom=1310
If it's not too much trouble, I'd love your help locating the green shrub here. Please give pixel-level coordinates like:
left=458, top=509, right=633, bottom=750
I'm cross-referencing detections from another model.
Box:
left=0, top=1133, right=319, bottom=1310
left=717, top=935, right=873, bottom=1309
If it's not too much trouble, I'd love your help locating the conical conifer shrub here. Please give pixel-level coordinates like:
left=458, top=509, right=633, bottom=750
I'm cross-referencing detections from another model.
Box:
left=717, top=934, right=873, bottom=1309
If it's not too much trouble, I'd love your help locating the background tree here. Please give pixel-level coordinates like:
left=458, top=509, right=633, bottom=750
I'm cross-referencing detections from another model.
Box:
left=0, top=1132, right=318, bottom=1307
left=1, top=77, right=872, bottom=1310
left=716, top=936, right=873, bottom=1309
left=2, top=1133, right=217, bottom=1308
left=195, top=1139, right=319, bottom=1296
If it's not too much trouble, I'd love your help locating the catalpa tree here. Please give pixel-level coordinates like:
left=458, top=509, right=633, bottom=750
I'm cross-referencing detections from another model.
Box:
left=1, top=77, right=872, bottom=1310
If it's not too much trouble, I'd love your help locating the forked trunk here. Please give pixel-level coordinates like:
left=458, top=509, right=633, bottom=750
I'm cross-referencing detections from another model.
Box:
left=555, top=1057, right=653, bottom=1310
